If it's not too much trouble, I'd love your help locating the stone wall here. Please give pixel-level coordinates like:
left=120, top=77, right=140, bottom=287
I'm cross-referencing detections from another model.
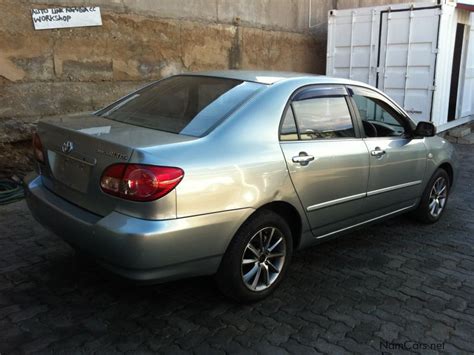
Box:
left=0, top=0, right=429, bottom=175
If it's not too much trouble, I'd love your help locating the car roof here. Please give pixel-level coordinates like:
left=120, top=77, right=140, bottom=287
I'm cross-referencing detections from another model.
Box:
left=183, top=70, right=368, bottom=88
left=185, top=70, right=321, bottom=85
left=181, top=70, right=413, bottom=126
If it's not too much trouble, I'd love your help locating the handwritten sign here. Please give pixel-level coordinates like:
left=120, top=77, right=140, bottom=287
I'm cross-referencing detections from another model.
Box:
left=32, top=7, right=102, bottom=30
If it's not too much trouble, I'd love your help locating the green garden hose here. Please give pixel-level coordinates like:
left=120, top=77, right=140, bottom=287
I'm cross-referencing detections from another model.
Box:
left=0, top=178, right=25, bottom=205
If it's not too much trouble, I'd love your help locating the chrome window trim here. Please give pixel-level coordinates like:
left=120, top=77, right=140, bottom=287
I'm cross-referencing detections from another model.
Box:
left=280, top=138, right=364, bottom=144
left=362, top=136, right=410, bottom=141
left=316, top=203, right=416, bottom=239
left=367, top=180, right=422, bottom=197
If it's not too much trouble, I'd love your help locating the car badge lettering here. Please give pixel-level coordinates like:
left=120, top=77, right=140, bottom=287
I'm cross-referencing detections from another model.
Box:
left=61, top=141, right=74, bottom=154
left=96, top=148, right=129, bottom=161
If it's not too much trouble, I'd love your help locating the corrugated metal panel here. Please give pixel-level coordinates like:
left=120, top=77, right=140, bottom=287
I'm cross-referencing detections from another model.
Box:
left=327, top=8, right=379, bottom=86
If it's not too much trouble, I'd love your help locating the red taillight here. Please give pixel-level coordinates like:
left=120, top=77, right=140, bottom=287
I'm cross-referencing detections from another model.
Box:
left=32, top=132, right=44, bottom=163
left=100, top=164, right=184, bottom=201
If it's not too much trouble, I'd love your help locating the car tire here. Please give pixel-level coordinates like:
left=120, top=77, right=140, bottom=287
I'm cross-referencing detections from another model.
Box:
left=413, top=168, right=450, bottom=224
left=215, top=209, right=293, bottom=303
left=73, top=250, right=96, bottom=268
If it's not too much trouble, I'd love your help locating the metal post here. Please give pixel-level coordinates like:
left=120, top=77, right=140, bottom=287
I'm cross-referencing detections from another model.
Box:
left=308, top=0, right=311, bottom=28
left=382, top=8, right=392, bottom=91
left=349, top=11, right=356, bottom=79
left=368, top=9, right=376, bottom=84
left=403, top=6, right=414, bottom=109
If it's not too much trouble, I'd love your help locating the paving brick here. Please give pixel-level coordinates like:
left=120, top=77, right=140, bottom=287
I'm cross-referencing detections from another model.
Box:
left=458, top=133, right=474, bottom=144
left=9, top=305, right=48, bottom=323
left=313, top=338, right=351, bottom=354
left=449, top=335, right=474, bottom=352
left=281, top=339, right=321, bottom=354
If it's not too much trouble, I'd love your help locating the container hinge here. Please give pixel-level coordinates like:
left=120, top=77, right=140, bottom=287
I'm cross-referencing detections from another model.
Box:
left=432, top=48, right=439, bottom=54
left=429, top=85, right=436, bottom=91
left=376, top=66, right=383, bottom=73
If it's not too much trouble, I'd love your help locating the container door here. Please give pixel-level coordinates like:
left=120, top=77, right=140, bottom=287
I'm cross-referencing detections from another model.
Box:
left=460, top=22, right=474, bottom=118
left=377, top=7, right=441, bottom=123
left=327, top=8, right=379, bottom=86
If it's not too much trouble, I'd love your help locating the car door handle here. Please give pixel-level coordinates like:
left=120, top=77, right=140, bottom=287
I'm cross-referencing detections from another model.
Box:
left=371, top=149, right=385, bottom=156
left=292, top=152, right=315, bottom=165
left=370, top=148, right=386, bottom=157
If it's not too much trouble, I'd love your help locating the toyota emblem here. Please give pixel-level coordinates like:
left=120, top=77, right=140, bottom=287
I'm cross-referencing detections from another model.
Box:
left=61, top=140, right=74, bottom=153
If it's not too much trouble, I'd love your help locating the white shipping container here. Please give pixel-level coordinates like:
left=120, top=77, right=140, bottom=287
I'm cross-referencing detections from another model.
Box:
left=326, top=0, right=474, bottom=131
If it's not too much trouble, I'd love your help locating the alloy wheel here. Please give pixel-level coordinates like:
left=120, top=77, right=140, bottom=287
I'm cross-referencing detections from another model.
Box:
left=428, top=177, right=448, bottom=218
left=241, top=227, right=286, bottom=292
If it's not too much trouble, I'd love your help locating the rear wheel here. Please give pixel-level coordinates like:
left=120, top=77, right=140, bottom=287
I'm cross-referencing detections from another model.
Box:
left=216, top=210, right=293, bottom=303
left=413, top=168, right=450, bottom=224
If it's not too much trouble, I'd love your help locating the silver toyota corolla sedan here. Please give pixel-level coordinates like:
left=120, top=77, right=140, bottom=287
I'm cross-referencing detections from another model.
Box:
left=26, top=71, right=457, bottom=302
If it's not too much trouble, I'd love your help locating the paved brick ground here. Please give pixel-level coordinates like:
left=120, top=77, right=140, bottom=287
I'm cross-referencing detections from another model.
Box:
left=1, top=144, right=473, bottom=354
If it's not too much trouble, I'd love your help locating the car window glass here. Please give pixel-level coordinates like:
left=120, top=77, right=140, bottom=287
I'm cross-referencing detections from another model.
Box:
left=280, top=108, right=298, bottom=141
left=99, top=76, right=264, bottom=137
left=352, top=95, right=407, bottom=138
left=181, top=81, right=262, bottom=136
left=291, top=97, right=355, bottom=140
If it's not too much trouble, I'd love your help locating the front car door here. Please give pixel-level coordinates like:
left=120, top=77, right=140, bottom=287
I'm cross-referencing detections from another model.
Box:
left=279, top=85, right=370, bottom=237
left=348, top=85, right=427, bottom=214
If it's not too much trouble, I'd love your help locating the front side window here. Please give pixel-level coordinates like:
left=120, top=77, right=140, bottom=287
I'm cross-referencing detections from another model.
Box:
left=352, top=94, right=409, bottom=138
left=291, top=97, right=355, bottom=140
left=98, top=76, right=264, bottom=137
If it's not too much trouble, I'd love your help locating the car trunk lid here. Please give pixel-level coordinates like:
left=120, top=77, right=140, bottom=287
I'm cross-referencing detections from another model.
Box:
left=37, top=113, right=195, bottom=217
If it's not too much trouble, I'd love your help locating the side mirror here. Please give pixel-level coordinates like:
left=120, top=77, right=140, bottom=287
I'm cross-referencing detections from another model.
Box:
left=414, top=121, right=436, bottom=137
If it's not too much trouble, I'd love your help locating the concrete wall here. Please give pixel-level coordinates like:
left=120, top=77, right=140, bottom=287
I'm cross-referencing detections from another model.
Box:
left=0, top=0, right=430, bottom=175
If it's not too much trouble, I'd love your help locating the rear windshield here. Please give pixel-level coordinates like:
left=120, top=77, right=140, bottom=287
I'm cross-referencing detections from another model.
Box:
left=98, top=75, right=264, bottom=137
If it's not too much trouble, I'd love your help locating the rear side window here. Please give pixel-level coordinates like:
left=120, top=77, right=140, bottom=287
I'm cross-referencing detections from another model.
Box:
left=99, top=76, right=264, bottom=137
left=280, top=108, right=298, bottom=141
left=291, top=97, right=355, bottom=140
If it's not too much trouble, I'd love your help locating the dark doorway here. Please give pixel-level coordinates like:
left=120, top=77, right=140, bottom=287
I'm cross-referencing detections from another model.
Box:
left=447, top=23, right=465, bottom=121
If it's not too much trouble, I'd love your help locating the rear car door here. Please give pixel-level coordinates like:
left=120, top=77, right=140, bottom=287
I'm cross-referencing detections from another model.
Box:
left=348, top=85, right=427, bottom=213
left=279, top=85, right=370, bottom=236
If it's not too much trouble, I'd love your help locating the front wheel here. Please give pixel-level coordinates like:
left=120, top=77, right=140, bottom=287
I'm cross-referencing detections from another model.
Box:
left=413, top=168, right=450, bottom=224
left=216, top=210, right=293, bottom=303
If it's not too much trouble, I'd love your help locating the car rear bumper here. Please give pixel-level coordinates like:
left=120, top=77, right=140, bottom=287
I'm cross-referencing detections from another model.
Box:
left=25, top=174, right=254, bottom=282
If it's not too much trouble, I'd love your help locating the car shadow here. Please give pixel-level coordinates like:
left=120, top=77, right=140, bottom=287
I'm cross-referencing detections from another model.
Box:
left=31, top=211, right=425, bottom=306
